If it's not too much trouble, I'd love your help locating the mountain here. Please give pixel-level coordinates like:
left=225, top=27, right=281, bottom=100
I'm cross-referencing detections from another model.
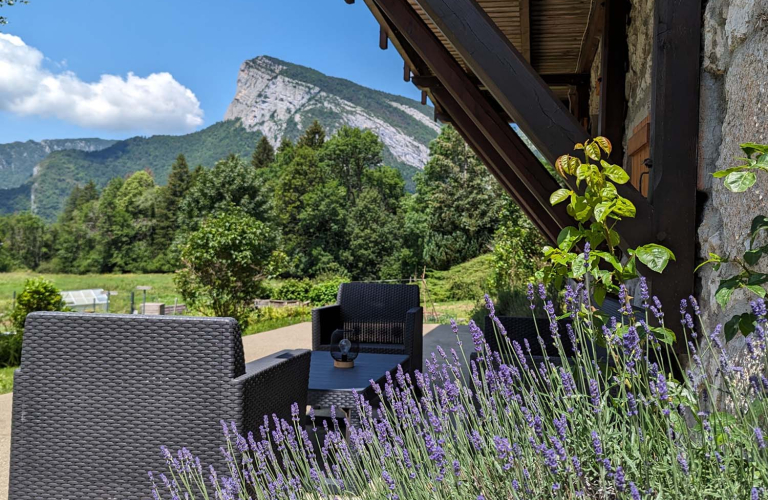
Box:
left=0, top=120, right=261, bottom=221
left=0, top=55, right=441, bottom=221
left=224, top=56, right=440, bottom=180
left=0, top=138, right=116, bottom=190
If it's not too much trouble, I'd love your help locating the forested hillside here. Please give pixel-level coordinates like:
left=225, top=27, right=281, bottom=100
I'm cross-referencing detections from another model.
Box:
left=28, top=121, right=261, bottom=221
left=0, top=122, right=544, bottom=286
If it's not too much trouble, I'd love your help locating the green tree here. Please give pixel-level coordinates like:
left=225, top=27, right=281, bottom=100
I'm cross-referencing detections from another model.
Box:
left=489, top=197, right=546, bottom=291
left=321, top=126, right=384, bottom=202
left=1, top=212, right=48, bottom=270
left=297, top=120, right=326, bottom=150
left=343, top=188, right=403, bottom=280
left=413, top=125, right=505, bottom=270
left=175, top=208, right=285, bottom=327
left=153, top=155, right=192, bottom=268
left=0, top=0, right=28, bottom=26
left=251, top=136, right=275, bottom=169
left=179, top=155, right=270, bottom=231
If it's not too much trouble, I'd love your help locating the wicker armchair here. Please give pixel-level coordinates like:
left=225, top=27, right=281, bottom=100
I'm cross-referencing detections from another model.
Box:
left=482, top=316, right=608, bottom=363
left=9, top=312, right=311, bottom=500
left=312, top=282, right=423, bottom=375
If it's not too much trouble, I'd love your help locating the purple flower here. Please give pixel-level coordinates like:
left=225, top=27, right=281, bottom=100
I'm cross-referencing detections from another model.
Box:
left=639, top=277, right=649, bottom=306
left=614, top=466, right=626, bottom=492
left=591, top=431, right=603, bottom=456
left=553, top=414, right=568, bottom=441
left=677, top=452, right=689, bottom=474
left=484, top=294, right=495, bottom=317
left=468, top=320, right=485, bottom=353
left=626, top=392, right=638, bottom=417
left=752, top=299, right=767, bottom=319
left=630, top=482, right=641, bottom=500
left=689, top=295, right=701, bottom=315
left=527, top=283, right=535, bottom=309
left=755, top=427, right=766, bottom=449
left=618, top=285, right=631, bottom=315
left=589, top=379, right=600, bottom=411
left=583, top=241, right=591, bottom=262
left=538, top=282, right=547, bottom=300
left=651, top=296, right=664, bottom=319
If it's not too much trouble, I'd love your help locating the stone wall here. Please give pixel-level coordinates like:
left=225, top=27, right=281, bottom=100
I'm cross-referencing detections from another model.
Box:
left=696, top=0, right=768, bottom=391
left=625, top=0, right=654, bottom=156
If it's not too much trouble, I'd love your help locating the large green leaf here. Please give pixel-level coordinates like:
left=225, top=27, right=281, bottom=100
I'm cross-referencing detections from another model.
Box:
left=602, top=163, right=630, bottom=184
left=594, top=201, right=615, bottom=223
left=585, top=142, right=601, bottom=161
left=612, top=197, right=636, bottom=218
left=715, top=276, right=741, bottom=308
left=740, top=142, right=768, bottom=157
left=743, top=284, right=767, bottom=298
left=713, top=166, right=747, bottom=178
left=724, top=170, right=757, bottom=192
left=593, top=282, right=607, bottom=306
left=748, top=273, right=768, bottom=286
left=557, top=226, right=581, bottom=251
left=751, top=215, right=768, bottom=239
left=571, top=256, right=587, bottom=279
left=599, top=182, right=617, bottom=200
left=594, top=136, right=613, bottom=155
left=550, top=188, right=571, bottom=205
left=744, top=245, right=768, bottom=266
left=635, top=244, right=676, bottom=273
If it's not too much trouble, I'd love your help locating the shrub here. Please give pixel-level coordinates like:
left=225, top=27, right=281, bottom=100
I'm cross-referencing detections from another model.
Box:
left=307, top=276, right=348, bottom=305
left=3, top=278, right=65, bottom=367
left=174, top=207, right=285, bottom=328
left=153, top=289, right=768, bottom=499
left=273, top=279, right=312, bottom=301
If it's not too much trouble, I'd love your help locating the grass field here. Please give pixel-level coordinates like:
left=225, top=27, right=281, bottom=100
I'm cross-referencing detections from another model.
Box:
left=0, top=272, right=179, bottom=315
left=0, top=366, right=15, bottom=394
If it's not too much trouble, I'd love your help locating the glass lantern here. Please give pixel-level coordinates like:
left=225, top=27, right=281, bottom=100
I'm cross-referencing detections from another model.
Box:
left=330, top=329, right=359, bottom=368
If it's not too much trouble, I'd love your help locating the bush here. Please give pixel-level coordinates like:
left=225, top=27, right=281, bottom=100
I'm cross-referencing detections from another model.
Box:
left=272, top=279, right=312, bottom=301
left=153, top=290, right=768, bottom=499
left=3, top=278, right=65, bottom=367
left=307, top=276, right=348, bottom=305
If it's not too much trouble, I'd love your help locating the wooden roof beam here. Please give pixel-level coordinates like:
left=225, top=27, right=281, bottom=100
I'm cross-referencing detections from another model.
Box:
left=373, top=0, right=573, bottom=234
left=519, top=0, right=531, bottom=63
left=408, top=0, right=653, bottom=248
left=576, top=0, right=605, bottom=73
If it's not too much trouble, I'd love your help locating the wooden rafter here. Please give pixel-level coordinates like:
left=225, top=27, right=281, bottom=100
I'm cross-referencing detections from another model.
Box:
left=407, top=0, right=653, bottom=248
left=576, top=0, right=605, bottom=73
left=519, top=0, right=531, bottom=63
left=356, top=0, right=567, bottom=242
left=372, top=0, right=575, bottom=236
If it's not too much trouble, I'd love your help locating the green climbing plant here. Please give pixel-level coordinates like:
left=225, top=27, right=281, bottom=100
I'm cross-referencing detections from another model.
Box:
left=698, top=142, right=768, bottom=341
left=537, top=136, right=675, bottom=305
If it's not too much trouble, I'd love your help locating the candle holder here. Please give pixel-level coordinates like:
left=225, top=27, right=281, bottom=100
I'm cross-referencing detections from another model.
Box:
left=330, top=329, right=359, bottom=369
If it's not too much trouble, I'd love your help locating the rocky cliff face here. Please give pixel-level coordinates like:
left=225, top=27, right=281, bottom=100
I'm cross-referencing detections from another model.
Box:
left=0, top=138, right=116, bottom=190
left=224, top=56, right=440, bottom=171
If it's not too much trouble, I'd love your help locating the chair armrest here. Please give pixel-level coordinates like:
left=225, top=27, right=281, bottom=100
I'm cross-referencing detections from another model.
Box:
left=233, top=349, right=311, bottom=435
left=312, top=304, right=341, bottom=351
left=404, top=307, right=423, bottom=375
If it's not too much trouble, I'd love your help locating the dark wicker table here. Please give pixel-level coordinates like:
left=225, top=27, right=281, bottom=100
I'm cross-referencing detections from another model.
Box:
left=307, top=351, right=409, bottom=429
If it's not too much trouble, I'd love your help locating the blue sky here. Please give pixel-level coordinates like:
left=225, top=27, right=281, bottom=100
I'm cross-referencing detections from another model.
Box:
left=0, top=0, right=422, bottom=143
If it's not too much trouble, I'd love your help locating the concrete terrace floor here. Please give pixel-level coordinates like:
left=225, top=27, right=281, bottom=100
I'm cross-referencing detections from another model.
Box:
left=0, top=321, right=472, bottom=500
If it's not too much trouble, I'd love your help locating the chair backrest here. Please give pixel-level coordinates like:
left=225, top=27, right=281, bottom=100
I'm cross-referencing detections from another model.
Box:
left=9, top=312, right=246, bottom=500
left=337, top=282, right=420, bottom=344
left=483, top=315, right=573, bottom=357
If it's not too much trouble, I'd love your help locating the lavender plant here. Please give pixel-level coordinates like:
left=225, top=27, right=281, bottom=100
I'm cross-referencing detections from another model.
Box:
left=151, top=291, right=768, bottom=499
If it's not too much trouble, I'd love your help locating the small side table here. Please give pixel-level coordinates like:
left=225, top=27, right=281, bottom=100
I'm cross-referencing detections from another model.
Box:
left=307, top=351, right=409, bottom=430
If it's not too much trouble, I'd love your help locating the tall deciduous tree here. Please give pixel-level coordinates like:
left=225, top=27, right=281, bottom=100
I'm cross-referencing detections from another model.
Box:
left=251, top=136, right=275, bottom=169
left=321, top=126, right=384, bottom=203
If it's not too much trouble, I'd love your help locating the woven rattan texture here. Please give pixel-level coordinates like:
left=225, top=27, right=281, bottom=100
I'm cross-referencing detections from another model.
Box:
left=9, top=312, right=310, bottom=500
left=312, top=283, right=422, bottom=375
left=482, top=316, right=572, bottom=357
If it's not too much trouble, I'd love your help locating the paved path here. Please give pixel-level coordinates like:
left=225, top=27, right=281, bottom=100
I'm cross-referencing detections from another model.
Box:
left=0, top=321, right=456, bottom=500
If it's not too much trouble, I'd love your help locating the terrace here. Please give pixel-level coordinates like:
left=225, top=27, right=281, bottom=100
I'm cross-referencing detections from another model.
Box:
left=4, top=0, right=768, bottom=498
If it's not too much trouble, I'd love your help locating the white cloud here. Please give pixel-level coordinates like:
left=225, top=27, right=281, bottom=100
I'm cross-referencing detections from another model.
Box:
left=0, top=34, right=204, bottom=134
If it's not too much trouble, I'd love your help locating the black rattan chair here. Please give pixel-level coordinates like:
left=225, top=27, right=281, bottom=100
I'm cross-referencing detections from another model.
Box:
left=312, top=282, right=423, bottom=375
left=8, top=312, right=311, bottom=500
